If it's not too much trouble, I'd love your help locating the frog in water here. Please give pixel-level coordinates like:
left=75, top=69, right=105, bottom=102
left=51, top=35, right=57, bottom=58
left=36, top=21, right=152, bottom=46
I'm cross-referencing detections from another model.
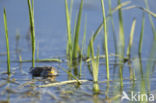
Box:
left=30, top=66, right=58, bottom=77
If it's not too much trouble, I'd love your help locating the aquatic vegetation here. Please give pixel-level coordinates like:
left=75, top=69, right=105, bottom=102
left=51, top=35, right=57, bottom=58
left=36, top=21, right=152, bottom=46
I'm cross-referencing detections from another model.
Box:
left=27, top=0, right=36, bottom=67
left=90, top=37, right=100, bottom=93
left=100, top=0, right=110, bottom=80
left=65, top=0, right=84, bottom=66
left=72, top=0, right=83, bottom=59
left=138, top=14, right=145, bottom=55
left=0, top=0, right=156, bottom=102
left=144, top=0, right=156, bottom=39
left=118, top=0, right=125, bottom=58
left=86, top=22, right=103, bottom=58
left=108, top=0, right=117, bottom=57
left=126, top=18, right=136, bottom=58
left=65, top=0, right=72, bottom=63
left=3, top=8, right=11, bottom=75
left=79, top=16, right=87, bottom=77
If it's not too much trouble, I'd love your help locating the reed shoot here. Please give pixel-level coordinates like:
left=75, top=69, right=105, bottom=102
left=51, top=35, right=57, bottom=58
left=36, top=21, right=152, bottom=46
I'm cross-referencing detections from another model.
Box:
left=28, top=0, right=36, bottom=67
left=3, top=8, right=11, bottom=75
left=65, top=0, right=72, bottom=62
left=127, top=18, right=136, bottom=58
left=138, top=14, right=145, bottom=55
left=100, top=0, right=110, bottom=80
left=118, top=0, right=125, bottom=58
left=144, top=0, right=156, bottom=39
left=72, top=0, right=83, bottom=59
left=90, top=37, right=100, bottom=93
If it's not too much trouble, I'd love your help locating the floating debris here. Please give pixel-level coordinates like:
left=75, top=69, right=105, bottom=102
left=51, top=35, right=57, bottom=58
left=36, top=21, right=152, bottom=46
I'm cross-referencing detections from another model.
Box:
left=38, top=80, right=90, bottom=87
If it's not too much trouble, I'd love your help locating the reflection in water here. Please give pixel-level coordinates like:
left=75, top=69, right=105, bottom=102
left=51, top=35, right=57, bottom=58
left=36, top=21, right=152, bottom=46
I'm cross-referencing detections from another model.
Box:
left=146, top=40, right=156, bottom=92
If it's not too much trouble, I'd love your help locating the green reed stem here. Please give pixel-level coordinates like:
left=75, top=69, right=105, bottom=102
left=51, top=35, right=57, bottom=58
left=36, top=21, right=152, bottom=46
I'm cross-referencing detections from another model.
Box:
left=118, top=0, right=125, bottom=88
left=31, top=0, right=34, bottom=12
left=112, top=1, right=131, bottom=13
left=127, top=18, right=136, bottom=58
left=138, top=14, right=145, bottom=55
left=72, top=0, right=83, bottom=59
left=86, top=1, right=130, bottom=58
left=144, top=0, right=156, bottom=39
left=90, top=37, right=100, bottom=93
left=37, top=41, right=39, bottom=60
left=108, top=0, right=117, bottom=56
left=3, top=8, right=11, bottom=75
left=79, top=16, right=87, bottom=77
left=87, top=23, right=103, bottom=57
left=12, top=58, right=62, bottom=63
left=28, top=0, right=36, bottom=67
left=70, top=0, right=73, bottom=17
left=100, top=0, right=110, bottom=80
left=144, top=0, right=156, bottom=92
left=118, top=0, right=125, bottom=57
left=65, top=0, right=72, bottom=62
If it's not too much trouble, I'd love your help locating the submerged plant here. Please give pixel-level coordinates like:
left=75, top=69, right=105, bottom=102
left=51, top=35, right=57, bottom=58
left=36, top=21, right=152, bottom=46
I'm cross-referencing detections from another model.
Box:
left=3, top=8, right=11, bottom=75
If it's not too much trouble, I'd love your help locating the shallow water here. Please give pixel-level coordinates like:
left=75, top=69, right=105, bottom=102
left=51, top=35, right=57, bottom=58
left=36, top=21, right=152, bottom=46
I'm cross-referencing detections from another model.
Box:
left=0, top=0, right=156, bottom=103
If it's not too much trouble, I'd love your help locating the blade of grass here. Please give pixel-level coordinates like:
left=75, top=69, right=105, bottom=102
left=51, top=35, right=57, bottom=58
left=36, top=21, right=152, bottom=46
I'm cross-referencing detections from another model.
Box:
left=81, top=15, right=87, bottom=56
left=28, top=0, right=36, bottom=67
left=118, top=0, right=125, bottom=89
left=90, top=38, right=96, bottom=81
left=118, top=0, right=125, bottom=57
left=72, top=0, right=83, bottom=59
left=59, top=66, right=81, bottom=84
left=138, top=14, right=145, bottom=55
left=90, top=37, right=100, bottom=93
left=126, top=19, right=136, bottom=81
left=100, top=0, right=110, bottom=80
left=87, top=23, right=103, bottom=57
left=138, top=7, right=156, bottom=18
left=36, top=41, right=39, bottom=60
left=87, top=1, right=130, bottom=58
left=144, top=0, right=156, bottom=39
left=70, top=0, right=73, bottom=17
left=108, top=0, right=117, bottom=62
left=79, top=15, right=87, bottom=77
left=146, top=40, right=156, bottom=93
left=138, top=55, right=147, bottom=102
left=127, top=18, right=136, bottom=58
left=144, top=0, right=156, bottom=92
left=112, top=1, right=131, bottom=13
left=123, top=5, right=156, bottom=18
left=3, top=8, right=11, bottom=75
left=31, top=0, right=34, bottom=13
left=13, top=58, right=62, bottom=63
left=65, top=0, right=72, bottom=62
